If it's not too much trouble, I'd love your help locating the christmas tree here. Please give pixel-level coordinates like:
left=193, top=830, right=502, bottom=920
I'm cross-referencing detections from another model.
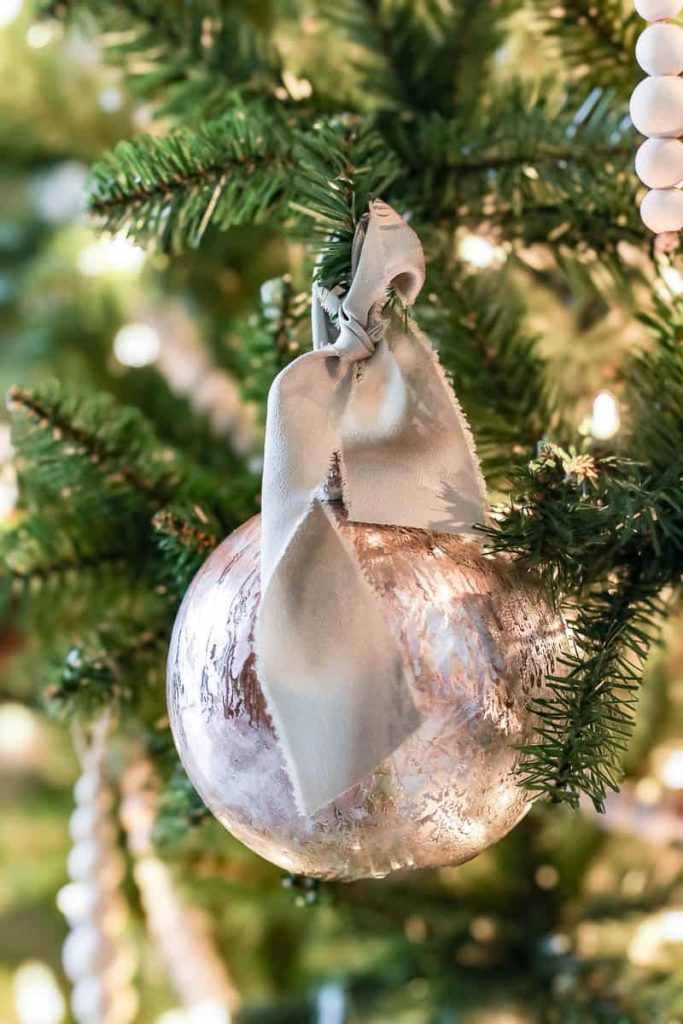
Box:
left=1, top=1, right=683, bottom=1022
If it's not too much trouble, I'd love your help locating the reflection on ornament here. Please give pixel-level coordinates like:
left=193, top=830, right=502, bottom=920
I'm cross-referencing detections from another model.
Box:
left=13, top=961, right=65, bottom=1024
left=459, top=233, right=506, bottom=269
left=168, top=506, right=565, bottom=880
left=590, top=391, right=620, bottom=440
left=113, top=322, right=161, bottom=368
left=78, top=234, right=146, bottom=277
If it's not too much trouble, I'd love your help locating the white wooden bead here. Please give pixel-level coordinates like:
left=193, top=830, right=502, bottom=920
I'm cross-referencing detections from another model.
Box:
left=636, top=23, right=683, bottom=75
left=630, top=76, right=683, bottom=137
left=640, top=188, right=683, bottom=232
left=635, top=0, right=683, bottom=19
left=636, top=138, right=683, bottom=187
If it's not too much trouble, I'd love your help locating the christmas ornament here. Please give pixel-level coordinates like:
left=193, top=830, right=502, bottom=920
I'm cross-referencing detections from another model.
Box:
left=58, top=714, right=138, bottom=1024
left=168, top=201, right=565, bottom=880
left=169, top=506, right=564, bottom=880
left=631, top=0, right=683, bottom=240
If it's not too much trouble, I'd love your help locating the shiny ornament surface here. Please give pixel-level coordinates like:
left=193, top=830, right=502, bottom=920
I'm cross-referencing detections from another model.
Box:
left=168, top=506, right=565, bottom=880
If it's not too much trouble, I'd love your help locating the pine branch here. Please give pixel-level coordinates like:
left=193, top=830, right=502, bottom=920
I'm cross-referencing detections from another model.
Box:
left=485, top=436, right=683, bottom=808
left=230, top=276, right=311, bottom=410
left=518, top=580, right=659, bottom=811
left=317, top=0, right=516, bottom=113
left=537, top=0, right=641, bottom=91
left=421, top=256, right=560, bottom=485
left=8, top=384, right=176, bottom=505
left=38, top=0, right=282, bottom=119
left=153, top=505, right=222, bottom=593
left=86, top=104, right=293, bottom=250
left=292, top=120, right=402, bottom=286
left=389, top=85, right=640, bottom=261
left=43, top=622, right=169, bottom=719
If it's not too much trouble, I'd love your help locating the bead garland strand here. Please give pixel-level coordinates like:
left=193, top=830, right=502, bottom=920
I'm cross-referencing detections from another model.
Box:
left=58, top=713, right=138, bottom=1024
left=631, top=0, right=683, bottom=246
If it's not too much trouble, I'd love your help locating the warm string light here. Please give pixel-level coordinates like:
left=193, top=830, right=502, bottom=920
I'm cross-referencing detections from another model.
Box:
left=629, top=908, right=683, bottom=966
left=157, top=1006, right=231, bottom=1024
left=590, top=390, right=621, bottom=440
left=0, top=423, right=18, bottom=522
left=0, top=703, right=39, bottom=763
left=78, top=234, right=146, bottom=277
left=660, top=263, right=683, bottom=294
left=26, top=20, right=59, bottom=48
left=459, top=233, right=507, bottom=269
left=113, top=322, right=161, bottom=368
left=13, top=961, right=65, bottom=1024
left=655, top=744, right=683, bottom=788
left=0, top=0, right=22, bottom=28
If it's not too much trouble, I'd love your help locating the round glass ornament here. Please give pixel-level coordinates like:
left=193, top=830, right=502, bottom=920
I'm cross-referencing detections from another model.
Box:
left=167, top=505, right=565, bottom=880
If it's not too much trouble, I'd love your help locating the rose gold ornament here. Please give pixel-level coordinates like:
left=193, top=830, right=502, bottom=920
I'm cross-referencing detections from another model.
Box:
left=168, top=505, right=565, bottom=880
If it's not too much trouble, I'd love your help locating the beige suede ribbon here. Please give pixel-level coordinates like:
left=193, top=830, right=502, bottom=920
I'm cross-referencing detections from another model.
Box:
left=257, top=200, right=488, bottom=815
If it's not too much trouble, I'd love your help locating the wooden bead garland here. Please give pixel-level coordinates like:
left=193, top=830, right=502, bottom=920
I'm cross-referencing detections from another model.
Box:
left=636, top=138, right=683, bottom=188
left=635, top=0, right=682, bottom=18
left=636, top=23, right=683, bottom=76
left=632, top=0, right=683, bottom=239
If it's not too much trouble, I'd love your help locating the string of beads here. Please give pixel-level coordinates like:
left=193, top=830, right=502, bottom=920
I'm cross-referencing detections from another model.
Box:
left=631, top=1, right=683, bottom=245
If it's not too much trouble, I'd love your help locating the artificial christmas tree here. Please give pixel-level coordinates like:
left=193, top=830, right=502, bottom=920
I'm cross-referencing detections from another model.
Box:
left=1, top=1, right=683, bottom=1022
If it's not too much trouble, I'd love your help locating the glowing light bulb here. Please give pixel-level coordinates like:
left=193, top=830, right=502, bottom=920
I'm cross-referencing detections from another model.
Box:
left=0, top=0, right=23, bottom=28
left=13, top=961, right=65, bottom=1024
left=657, top=747, right=683, bottom=789
left=26, top=21, right=57, bottom=48
left=78, top=234, right=146, bottom=276
left=590, top=390, right=620, bottom=440
left=459, top=234, right=506, bottom=269
left=0, top=703, right=39, bottom=762
left=157, top=1010, right=230, bottom=1024
left=660, top=910, right=683, bottom=942
left=189, top=1005, right=231, bottom=1024
left=661, top=265, right=683, bottom=295
left=114, top=323, right=161, bottom=367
